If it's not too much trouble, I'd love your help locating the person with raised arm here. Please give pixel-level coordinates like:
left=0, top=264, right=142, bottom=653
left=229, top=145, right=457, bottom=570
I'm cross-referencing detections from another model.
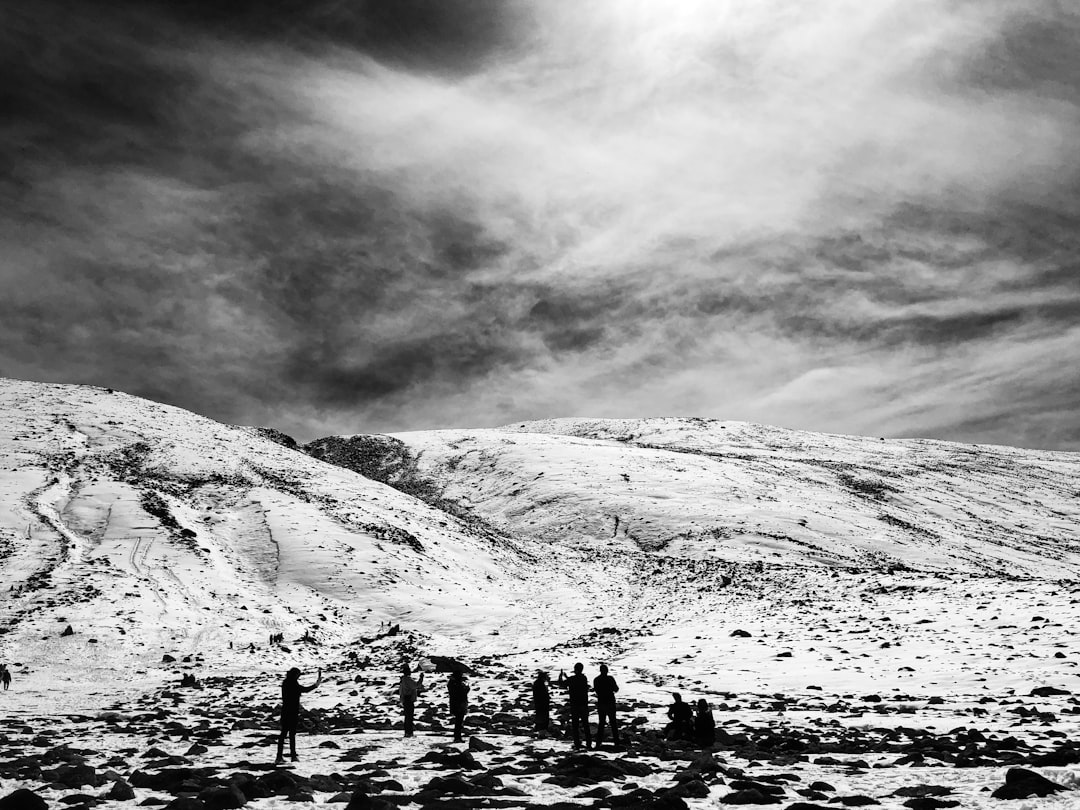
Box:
left=276, top=667, right=322, bottom=764
left=557, top=662, right=592, bottom=750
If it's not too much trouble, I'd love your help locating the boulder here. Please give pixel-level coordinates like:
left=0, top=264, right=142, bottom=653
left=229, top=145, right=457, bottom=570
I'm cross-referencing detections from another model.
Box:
left=41, top=763, right=100, bottom=789
left=343, top=792, right=394, bottom=810
left=550, top=753, right=653, bottom=782
left=428, top=657, right=476, bottom=675
left=415, top=750, right=481, bottom=771
left=106, top=781, right=136, bottom=801
left=721, top=789, right=781, bottom=804
left=164, top=800, right=205, bottom=810
left=197, top=785, right=247, bottom=810
left=0, top=789, right=48, bottom=810
left=990, top=768, right=1068, bottom=800
left=1029, top=687, right=1070, bottom=698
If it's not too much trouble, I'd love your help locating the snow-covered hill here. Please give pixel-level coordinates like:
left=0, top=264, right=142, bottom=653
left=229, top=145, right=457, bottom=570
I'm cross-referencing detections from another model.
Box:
left=3, top=379, right=1080, bottom=810
left=385, top=417, right=1080, bottom=577
left=0, top=378, right=548, bottom=710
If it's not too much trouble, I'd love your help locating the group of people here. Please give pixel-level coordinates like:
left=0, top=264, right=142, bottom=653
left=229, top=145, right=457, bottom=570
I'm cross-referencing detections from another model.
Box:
left=398, top=663, right=470, bottom=743
left=530, top=663, right=621, bottom=750
left=276, top=660, right=716, bottom=763
left=664, top=692, right=716, bottom=747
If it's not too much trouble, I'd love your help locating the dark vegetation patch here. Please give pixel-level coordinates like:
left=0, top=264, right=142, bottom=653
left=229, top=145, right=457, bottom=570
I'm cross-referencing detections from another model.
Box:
left=303, top=434, right=526, bottom=553
left=247, top=427, right=299, bottom=450
left=139, top=491, right=204, bottom=555
left=837, top=472, right=897, bottom=501
left=877, top=513, right=939, bottom=538
left=305, top=435, right=443, bottom=503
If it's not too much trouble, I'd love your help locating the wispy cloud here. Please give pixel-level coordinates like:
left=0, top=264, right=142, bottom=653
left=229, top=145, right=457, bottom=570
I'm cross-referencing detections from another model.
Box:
left=1, top=0, right=1079, bottom=447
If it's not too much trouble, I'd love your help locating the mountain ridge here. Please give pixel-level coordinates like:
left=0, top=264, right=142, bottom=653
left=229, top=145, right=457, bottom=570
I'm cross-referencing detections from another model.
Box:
left=1, top=375, right=1078, bottom=715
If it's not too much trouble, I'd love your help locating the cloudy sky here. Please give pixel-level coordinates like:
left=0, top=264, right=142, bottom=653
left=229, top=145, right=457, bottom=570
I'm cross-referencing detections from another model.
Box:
left=2, top=1, right=1079, bottom=448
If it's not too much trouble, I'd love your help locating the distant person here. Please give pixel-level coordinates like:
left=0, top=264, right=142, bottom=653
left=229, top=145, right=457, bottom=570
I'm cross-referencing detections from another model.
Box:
left=694, top=698, right=716, bottom=748
left=593, top=663, right=620, bottom=747
left=532, top=671, right=551, bottom=734
left=0, top=664, right=10, bottom=690
left=665, top=693, right=693, bottom=740
left=557, top=663, right=592, bottom=750
left=399, top=663, right=424, bottom=737
left=276, top=667, right=322, bottom=764
left=447, top=670, right=470, bottom=742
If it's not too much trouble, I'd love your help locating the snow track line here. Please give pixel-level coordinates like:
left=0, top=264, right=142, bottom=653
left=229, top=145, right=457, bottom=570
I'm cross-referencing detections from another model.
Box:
left=139, top=536, right=153, bottom=571
left=129, top=537, right=142, bottom=575
left=258, top=500, right=282, bottom=582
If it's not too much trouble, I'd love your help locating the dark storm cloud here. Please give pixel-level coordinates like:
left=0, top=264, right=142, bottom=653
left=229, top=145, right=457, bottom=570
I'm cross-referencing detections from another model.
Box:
left=2, top=0, right=1080, bottom=447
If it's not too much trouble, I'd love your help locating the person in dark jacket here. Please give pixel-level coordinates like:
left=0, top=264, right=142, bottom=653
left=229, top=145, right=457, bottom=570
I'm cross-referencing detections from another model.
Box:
left=665, top=692, right=693, bottom=740
left=557, top=663, right=592, bottom=749
left=448, top=670, right=470, bottom=742
left=593, top=663, right=620, bottom=746
left=694, top=698, right=716, bottom=747
left=276, top=667, right=322, bottom=764
left=532, top=670, right=551, bottom=734
left=399, top=663, right=424, bottom=737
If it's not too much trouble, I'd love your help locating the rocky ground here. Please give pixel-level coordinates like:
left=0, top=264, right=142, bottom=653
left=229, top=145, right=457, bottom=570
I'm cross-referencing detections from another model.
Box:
left=3, top=611, right=1080, bottom=810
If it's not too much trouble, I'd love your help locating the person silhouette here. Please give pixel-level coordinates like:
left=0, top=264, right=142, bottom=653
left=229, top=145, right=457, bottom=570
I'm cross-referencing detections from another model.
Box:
left=694, top=698, right=716, bottom=748
left=557, top=663, right=592, bottom=750
left=593, top=663, right=620, bottom=747
left=532, top=670, right=551, bottom=734
left=276, top=667, right=322, bottom=764
left=665, top=693, right=694, bottom=740
left=399, top=663, right=424, bottom=737
left=0, top=664, right=10, bottom=691
left=448, top=670, right=470, bottom=742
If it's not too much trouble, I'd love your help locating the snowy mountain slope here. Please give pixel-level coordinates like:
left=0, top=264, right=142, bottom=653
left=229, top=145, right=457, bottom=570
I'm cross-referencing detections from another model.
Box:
left=3, top=378, right=1080, bottom=714
left=385, top=417, right=1080, bottom=578
left=4, top=380, right=1080, bottom=810
left=0, top=378, right=565, bottom=710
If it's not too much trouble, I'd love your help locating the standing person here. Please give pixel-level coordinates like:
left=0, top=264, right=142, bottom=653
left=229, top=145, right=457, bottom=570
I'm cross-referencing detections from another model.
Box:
left=447, top=670, right=470, bottom=743
left=276, top=667, right=322, bottom=764
left=0, top=664, right=10, bottom=690
left=592, top=663, right=620, bottom=747
left=557, top=663, right=592, bottom=750
left=694, top=698, right=716, bottom=748
left=399, top=663, right=424, bottom=738
left=532, top=670, right=551, bottom=734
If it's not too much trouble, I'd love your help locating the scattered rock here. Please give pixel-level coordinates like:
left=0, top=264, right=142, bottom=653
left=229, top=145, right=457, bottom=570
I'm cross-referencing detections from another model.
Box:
left=197, top=785, right=247, bottom=810
left=902, top=799, right=960, bottom=810
left=1029, top=686, right=1070, bottom=698
left=721, top=789, right=781, bottom=804
left=0, top=789, right=48, bottom=810
left=106, top=781, right=136, bottom=801
left=990, top=768, right=1068, bottom=800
